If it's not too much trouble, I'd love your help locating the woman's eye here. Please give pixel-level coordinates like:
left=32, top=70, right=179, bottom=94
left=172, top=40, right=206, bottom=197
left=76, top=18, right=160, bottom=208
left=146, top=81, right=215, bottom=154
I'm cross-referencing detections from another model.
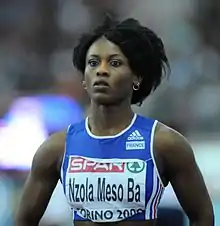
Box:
left=110, top=60, right=122, bottom=67
left=88, top=60, right=99, bottom=67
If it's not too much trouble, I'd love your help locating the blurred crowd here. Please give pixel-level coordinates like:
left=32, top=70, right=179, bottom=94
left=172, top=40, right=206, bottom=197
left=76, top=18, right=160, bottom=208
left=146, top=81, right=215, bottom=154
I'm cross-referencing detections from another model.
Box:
left=0, top=1, right=220, bottom=225
left=0, top=0, right=220, bottom=136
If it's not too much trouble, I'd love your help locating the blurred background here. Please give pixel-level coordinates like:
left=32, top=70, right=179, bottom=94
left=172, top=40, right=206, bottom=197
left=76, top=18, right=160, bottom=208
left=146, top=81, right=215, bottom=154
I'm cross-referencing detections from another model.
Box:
left=0, top=0, right=219, bottom=225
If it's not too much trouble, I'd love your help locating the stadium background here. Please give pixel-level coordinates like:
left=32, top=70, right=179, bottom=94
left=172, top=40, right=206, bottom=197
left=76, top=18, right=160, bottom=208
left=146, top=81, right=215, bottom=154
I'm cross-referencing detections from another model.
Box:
left=0, top=0, right=219, bottom=225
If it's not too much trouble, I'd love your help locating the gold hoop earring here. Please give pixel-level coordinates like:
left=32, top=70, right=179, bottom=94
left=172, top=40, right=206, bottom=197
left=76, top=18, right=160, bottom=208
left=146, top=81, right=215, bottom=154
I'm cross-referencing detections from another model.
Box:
left=133, top=83, right=140, bottom=91
left=82, top=81, right=87, bottom=89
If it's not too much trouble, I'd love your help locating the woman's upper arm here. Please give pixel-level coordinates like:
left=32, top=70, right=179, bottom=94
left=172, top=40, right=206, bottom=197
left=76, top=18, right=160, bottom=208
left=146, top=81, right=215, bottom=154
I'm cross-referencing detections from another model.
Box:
left=15, top=132, right=65, bottom=226
left=156, top=124, right=214, bottom=224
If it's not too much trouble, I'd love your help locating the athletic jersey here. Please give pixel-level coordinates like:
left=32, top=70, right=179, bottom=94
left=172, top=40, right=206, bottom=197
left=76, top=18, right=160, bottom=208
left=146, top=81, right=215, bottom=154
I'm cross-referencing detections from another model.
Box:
left=60, top=114, right=165, bottom=223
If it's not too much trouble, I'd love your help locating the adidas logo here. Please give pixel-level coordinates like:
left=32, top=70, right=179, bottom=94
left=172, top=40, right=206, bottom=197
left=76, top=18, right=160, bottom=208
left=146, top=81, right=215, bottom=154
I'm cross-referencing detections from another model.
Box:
left=126, top=130, right=145, bottom=150
left=127, top=130, right=144, bottom=141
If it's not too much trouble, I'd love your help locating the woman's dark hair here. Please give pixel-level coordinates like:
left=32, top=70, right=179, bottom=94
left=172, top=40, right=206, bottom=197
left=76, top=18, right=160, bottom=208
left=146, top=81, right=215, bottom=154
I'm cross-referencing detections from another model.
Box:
left=73, top=15, right=170, bottom=105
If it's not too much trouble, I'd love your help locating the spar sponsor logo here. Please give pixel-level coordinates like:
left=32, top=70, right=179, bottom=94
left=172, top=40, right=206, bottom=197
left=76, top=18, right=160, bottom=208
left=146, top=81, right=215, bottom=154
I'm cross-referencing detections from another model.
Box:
left=68, top=157, right=125, bottom=173
left=126, top=161, right=145, bottom=173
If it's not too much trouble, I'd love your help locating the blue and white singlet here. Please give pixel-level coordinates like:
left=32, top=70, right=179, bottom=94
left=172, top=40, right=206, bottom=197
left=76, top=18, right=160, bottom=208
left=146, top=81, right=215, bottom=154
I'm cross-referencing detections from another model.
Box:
left=60, top=114, right=165, bottom=223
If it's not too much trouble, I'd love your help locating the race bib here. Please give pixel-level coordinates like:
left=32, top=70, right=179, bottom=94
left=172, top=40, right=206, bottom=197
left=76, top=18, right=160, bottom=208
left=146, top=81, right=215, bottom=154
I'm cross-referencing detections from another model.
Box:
left=65, top=156, right=147, bottom=222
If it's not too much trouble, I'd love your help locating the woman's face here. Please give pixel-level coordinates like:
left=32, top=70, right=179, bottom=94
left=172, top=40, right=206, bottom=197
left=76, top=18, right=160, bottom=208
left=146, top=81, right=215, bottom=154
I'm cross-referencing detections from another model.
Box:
left=84, top=37, right=138, bottom=105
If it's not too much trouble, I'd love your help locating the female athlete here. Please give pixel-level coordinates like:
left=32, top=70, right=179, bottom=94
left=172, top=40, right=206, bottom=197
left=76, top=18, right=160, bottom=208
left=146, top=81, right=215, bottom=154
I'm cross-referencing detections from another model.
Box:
left=15, top=16, right=214, bottom=226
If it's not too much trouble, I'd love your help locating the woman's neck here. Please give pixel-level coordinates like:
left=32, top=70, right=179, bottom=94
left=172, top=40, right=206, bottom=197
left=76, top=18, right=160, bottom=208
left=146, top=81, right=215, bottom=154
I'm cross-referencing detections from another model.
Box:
left=88, top=101, right=135, bottom=136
